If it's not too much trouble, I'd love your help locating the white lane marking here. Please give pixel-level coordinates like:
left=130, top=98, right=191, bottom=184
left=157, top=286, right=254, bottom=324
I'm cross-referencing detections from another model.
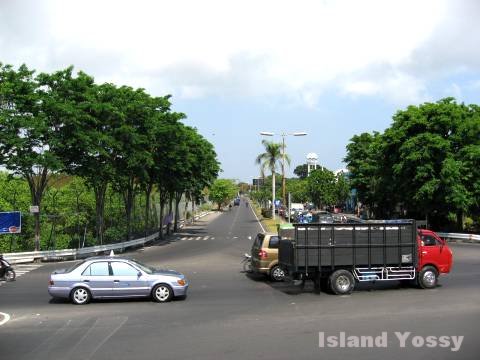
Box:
left=211, top=237, right=215, bottom=240
left=202, top=236, right=209, bottom=240
left=181, top=237, right=188, bottom=240
left=249, top=203, right=266, bottom=233
left=195, top=236, right=201, bottom=240
left=0, top=312, right=11, bottom=326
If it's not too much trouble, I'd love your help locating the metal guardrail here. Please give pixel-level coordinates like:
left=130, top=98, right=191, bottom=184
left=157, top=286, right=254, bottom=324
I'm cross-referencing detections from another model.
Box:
left=437, top=232, right=480, bottom=243
left=4, top=211, right=212, bottom=264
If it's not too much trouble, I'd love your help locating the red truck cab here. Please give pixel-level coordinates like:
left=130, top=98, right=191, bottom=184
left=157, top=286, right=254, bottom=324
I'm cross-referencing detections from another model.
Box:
left=416, top=229, right=453, bottom=288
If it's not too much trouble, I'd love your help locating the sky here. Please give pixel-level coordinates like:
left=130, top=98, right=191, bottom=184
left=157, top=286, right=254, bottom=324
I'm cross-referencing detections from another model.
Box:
left=1, top=0, right=479, bottom=182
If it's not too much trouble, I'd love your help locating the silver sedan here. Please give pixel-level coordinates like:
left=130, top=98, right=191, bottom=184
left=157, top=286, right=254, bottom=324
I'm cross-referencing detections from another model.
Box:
left=48, top=256, right=188, bottom=304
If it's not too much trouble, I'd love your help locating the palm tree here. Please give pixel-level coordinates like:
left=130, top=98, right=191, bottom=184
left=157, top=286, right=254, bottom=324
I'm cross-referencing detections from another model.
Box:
left=255, top=140, right=290, bottom=219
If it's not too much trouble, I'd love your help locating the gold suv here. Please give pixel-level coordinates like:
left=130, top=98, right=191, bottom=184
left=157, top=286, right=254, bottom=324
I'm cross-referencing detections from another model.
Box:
left=250, top=233, right=285, bottom=281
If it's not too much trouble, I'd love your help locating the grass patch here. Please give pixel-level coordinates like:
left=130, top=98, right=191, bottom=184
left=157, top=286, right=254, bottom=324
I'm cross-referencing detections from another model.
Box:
left=252, top=202, right=286, bottom=233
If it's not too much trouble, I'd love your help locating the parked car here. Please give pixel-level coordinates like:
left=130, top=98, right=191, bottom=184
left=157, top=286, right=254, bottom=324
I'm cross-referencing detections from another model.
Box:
left=48, top=256, right=188, bottom=304
left=289, top=203, right=304, bottom=216
left=250, top=233, right=285, bottom=281
left=233, top=198, right=241, bottom=206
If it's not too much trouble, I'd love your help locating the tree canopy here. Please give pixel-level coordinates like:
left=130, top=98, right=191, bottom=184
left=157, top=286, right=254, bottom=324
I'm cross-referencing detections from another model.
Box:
left=0, top=62, right=219, bottom=250
left=345, top=98, right=480, bottom=230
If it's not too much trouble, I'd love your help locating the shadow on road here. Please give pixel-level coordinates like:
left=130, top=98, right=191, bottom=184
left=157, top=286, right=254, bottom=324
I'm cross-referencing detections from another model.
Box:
left=243, top=272, right=432, bottom=296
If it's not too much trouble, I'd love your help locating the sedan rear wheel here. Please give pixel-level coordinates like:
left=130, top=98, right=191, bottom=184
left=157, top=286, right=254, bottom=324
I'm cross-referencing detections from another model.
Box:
left=71, top=287, right=91, bottom=305
left=152, top=284, right=173, bottom=303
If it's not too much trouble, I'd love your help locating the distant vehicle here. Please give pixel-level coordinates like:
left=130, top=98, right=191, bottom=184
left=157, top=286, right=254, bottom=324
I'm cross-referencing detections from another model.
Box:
left=48, top=256, right=188, bottom=304
left=0, top=255, right=15, bottom=281
left=233, top=198, right=241, bottom=206
left=279, top=221, right=453, bottom=295
left=289, top=203, right=304, bottom=215
left=250, top=233, right=286, bottom=281
left=311, top=211, right=334, bottom=223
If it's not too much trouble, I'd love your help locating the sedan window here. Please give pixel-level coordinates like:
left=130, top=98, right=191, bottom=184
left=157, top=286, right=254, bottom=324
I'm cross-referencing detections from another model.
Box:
left=82, top=262, right=110, bottom=276
left=111, top=262, right=140, bottom=276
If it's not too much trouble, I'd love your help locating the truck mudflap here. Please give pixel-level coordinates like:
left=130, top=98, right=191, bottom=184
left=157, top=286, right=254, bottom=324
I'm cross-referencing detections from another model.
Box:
left=353, top=266, right=416, bottom=281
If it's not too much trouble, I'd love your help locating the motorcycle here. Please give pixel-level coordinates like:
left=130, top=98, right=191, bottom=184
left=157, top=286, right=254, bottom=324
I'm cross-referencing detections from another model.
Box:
left=0, top=258, right=16, bottom=281
left=241, top=253, right=252, bottom=273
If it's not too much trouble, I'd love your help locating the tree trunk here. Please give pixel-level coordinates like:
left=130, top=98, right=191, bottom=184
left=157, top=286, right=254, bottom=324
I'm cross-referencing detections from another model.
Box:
left=122, top=178, right=136, bottom=241
left=192, top=200, right=195, bottom=224
left=272, top=171, right=276, bottom=220
left=25, top=168, right=49, bottom=252
left=167, top=192, right=174, bottom=235
left=174, top=191, right=182, bottom=232
left=158, top=192, right=166, bottom=240
left=456, top=210, right=463, bottom=231
left=94, top=184, right=107, bottom=245
left=144, top=183, right=153, bottom=237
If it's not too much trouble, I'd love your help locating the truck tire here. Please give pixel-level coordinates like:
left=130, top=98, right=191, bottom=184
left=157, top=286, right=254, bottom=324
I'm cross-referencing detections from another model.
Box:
left=417, top=266, right=438, bottom=289
left=329, top=270, right=355, bottom=295
left=270, top=265, right=285, bottom=282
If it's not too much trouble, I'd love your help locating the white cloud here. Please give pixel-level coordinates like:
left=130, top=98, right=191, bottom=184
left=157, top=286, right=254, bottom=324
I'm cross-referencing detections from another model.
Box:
left=1, top=0, right=477, bottom=107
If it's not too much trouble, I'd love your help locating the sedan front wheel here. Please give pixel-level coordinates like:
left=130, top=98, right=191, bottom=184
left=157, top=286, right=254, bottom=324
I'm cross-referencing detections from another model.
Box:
left=152, top=284, right=173, bottom=302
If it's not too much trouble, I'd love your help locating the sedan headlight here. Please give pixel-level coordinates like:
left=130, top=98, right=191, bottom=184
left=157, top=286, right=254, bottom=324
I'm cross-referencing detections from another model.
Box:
left=177, top=279, right=186, bottom=286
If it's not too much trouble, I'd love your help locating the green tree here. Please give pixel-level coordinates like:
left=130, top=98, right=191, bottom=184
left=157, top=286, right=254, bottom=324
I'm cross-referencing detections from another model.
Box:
left=286, top=178, right=309, bottom=203
left=344, top=132, right=384, bottom=215
left=293, top=164, right=308, bottom=179
left=335, top=172, right=351, bottom=207
left=0, top=63, right=67, bottom=251
left=307, top=168, right=336, bottom=209
left=209, top=179, right=237, bottom=210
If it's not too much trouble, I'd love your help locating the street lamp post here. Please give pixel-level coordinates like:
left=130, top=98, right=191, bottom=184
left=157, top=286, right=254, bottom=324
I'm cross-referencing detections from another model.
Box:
left=260, top=131, right=307, bottom=220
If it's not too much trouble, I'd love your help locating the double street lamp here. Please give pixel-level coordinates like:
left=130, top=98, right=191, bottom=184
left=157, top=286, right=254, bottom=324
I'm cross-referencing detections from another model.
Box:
left=260, top=131, right=307, bottom=219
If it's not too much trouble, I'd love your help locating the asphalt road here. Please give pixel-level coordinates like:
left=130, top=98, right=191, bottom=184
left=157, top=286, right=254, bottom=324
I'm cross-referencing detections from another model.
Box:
left=1, top=200, right=479, bottom=360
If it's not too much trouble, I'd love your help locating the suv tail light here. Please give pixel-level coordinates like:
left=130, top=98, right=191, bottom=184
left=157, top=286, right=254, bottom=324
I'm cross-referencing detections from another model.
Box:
left=258, top=250, right=268, bottom=259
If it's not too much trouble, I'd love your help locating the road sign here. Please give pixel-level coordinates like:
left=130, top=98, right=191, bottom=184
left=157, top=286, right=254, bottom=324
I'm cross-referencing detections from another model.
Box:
left=29, top=206, right=39, bottom=213
left=0, top=211, right=21, bottom=234
left=252, top=178, right=265, bottom=186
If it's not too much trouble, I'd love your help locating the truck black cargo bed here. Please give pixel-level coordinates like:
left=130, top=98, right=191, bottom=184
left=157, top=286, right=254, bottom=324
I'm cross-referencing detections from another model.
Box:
left=279, top=221, right=417, bottom=274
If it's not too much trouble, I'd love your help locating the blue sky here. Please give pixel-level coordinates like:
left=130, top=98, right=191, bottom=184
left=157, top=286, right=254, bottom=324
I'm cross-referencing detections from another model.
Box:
left=1, top=0, right=479, bottom=182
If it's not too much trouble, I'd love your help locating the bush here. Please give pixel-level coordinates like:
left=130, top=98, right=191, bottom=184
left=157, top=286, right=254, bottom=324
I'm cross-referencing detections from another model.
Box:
left=261, top=208, right=272, bottom=218
left=103, top=227, right=125, bottom=244
left=200, top=203, right=213, bottom=211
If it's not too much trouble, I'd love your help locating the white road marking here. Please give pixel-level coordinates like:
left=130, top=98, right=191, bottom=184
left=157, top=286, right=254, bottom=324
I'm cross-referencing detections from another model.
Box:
left=0, top=312, right=11, bottom=326
left=202, top=236, right=209, bottom=240
left=249, top=203, right=266, bottom=233
left=181, top=237, right=188, bottom=240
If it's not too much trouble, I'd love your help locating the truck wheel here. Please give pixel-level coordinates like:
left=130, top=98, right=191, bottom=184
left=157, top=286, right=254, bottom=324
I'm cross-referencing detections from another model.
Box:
left=270, top=265, right=285, bottom=282
left=417, top=266, right=438, bottom=289
left=329, top=270, right=355, bottom=295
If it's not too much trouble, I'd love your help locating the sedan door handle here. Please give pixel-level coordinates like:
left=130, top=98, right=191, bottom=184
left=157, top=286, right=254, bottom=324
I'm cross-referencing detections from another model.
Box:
left=113, top=280, right=120, bottom=283
left=83, top=279, right=90, bottom=282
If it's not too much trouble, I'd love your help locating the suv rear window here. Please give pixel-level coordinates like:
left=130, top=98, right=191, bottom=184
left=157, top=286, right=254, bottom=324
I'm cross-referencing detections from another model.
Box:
left=268, top=236, right=280, bottom=249
left=253, top=234, right=265, bottom=248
